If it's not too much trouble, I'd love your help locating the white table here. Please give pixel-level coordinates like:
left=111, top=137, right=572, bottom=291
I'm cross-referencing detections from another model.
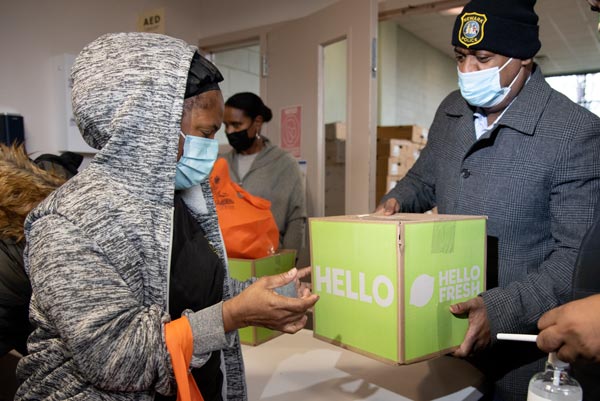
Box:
left=241, top=329, right=484, bottom=401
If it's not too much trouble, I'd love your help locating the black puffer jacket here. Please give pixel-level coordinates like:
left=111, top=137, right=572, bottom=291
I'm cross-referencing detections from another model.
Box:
left=0, top=239, right=30, bottom=356
left=0, top=144, right=69, bottom=356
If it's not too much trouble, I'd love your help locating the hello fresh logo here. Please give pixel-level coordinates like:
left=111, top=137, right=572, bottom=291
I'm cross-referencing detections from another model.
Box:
left=315, top=264, right=482, bottom=309
left=410, top=265, right=482, bottom=308
left=314, top=266, right=394, bottom=308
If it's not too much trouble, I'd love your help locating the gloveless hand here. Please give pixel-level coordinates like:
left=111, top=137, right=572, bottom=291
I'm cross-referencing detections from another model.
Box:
left=537, top=294, right=600, bottom=363
left=223, top=267, right=319, bottom=334
left=374, top=198, right=400, bottom=216
left=450, top=296, right=491, bottom=357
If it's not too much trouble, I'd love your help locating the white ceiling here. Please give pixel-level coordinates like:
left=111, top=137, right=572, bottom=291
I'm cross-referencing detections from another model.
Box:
left=378, top=0, right=600, bottom=76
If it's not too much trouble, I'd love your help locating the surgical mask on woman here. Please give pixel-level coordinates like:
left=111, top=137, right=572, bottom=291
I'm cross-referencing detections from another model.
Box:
left=227, top=128, right=256, bottom=153
left=457, top=58, right=521, bottom=108
left=175, top=132, right=219, bottom=190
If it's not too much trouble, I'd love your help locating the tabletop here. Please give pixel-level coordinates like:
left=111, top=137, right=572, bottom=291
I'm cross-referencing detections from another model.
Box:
left=241, top=329, right=485, bottom=401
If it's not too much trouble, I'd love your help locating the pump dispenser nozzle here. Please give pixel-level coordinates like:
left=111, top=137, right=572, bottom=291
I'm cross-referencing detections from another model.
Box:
left=527, top=352, right=582, bottom=401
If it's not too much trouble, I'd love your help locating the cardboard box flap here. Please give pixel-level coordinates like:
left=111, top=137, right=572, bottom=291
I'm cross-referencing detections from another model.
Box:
left=310, top=213, right=487, bottom=224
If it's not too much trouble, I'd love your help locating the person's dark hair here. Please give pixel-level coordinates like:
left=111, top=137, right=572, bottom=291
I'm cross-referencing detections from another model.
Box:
left=225, top=92, right=272, bottom=122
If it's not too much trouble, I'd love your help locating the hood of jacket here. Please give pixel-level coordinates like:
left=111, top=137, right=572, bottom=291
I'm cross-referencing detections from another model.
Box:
left=223, top=139, right=287, bottom=181
left=251, top=139, right=286, bottom=169
left=0, top=144, right=65, bottom=242
left=23, top=32, right=200, bottom=309
left=72, top=32, right=195, bottom=206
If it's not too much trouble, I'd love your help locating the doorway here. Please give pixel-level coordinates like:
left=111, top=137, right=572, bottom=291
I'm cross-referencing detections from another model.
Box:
left=207, top=43, right=261, bottom=146
left=323, top=38, right=348, bottom=216
left=199, top=0, right=378, bottom=269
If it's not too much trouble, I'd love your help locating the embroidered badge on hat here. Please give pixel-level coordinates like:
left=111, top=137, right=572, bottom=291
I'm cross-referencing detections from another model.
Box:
left=458, top=12, right=487, bottom=47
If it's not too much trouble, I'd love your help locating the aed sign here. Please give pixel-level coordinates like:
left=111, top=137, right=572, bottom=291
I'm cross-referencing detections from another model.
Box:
left=137, top=8, right=165, bottom=34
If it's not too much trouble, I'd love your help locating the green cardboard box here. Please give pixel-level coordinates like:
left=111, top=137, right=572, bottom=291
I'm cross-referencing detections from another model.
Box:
left=228, top=249, right=297, bottom=346
left=310, top=213, right=486, bottom=364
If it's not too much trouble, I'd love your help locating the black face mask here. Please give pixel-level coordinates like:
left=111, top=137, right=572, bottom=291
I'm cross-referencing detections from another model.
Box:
left=227, top=129, right=256, bottom=153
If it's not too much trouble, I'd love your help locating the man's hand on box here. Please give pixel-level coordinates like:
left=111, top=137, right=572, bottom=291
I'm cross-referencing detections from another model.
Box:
left=450, top=296, right=491, bottom=357
left=374, top=198, right=400, bottom=216
left=537, top=294, right=600, bottom=363
left=223, top=267, right=319, bottom=334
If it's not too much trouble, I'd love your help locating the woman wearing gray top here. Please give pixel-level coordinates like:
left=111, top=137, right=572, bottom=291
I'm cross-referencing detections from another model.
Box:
left=222, top=93, right=307, bottom=254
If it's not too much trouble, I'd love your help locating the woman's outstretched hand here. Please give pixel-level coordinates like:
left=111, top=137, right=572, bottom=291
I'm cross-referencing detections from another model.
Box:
left=223, top=267, right=319, bottom=334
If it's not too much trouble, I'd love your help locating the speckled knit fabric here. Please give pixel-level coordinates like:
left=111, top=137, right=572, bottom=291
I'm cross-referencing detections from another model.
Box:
left=15, top=33, right=247, bottom=401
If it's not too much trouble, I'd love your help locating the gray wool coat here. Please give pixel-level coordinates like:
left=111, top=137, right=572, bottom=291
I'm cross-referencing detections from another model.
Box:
left=382, top=65, right=600, bottom=400
left=16, top=33, right=248, bottom=400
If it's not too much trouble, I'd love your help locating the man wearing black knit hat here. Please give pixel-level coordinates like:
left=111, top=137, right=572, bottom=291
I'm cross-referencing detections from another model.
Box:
left=377, top=0, right=600, bottom=400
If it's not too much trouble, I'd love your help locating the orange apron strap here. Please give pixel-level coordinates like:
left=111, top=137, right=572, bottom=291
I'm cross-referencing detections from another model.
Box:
left=165, top=317, right=204, bottom=401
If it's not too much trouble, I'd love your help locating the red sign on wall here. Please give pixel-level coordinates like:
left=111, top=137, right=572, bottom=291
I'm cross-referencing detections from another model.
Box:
left=280, top=105, right=301, bottom=158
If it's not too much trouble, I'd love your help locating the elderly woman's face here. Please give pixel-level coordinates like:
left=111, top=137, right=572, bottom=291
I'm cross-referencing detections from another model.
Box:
left=177, top=90, right=224, bottom=160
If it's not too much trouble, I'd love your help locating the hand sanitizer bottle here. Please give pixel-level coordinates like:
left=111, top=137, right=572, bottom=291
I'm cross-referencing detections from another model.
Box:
left=527, top=352, right=583, bottom=401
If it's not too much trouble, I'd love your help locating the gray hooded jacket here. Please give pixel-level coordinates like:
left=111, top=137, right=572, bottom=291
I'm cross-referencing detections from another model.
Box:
left=16, top=33, right=247, bottom=400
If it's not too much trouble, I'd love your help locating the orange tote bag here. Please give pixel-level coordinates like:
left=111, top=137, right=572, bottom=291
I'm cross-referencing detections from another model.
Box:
left=209, top=158, right=279, bottom=259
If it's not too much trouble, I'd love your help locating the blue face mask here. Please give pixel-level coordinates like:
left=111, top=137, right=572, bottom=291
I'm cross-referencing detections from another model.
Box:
left=457, top=58, right=521, bottom=108
left=174, top=132, right=219, bottom=190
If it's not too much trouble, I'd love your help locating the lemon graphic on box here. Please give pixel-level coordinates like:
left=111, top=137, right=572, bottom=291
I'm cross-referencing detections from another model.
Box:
left=409, top=274, right=435, bottom=307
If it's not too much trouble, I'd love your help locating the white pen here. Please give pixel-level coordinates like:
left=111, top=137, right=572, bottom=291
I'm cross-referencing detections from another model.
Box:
left=497, top=333, right=538, bottom=342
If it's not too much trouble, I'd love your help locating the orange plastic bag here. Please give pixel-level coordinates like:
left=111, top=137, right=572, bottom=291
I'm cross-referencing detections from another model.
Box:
left=209, top=158, right=279, bottom=259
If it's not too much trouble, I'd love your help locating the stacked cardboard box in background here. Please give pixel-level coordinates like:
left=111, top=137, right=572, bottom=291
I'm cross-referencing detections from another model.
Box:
left=376, top=125, right=427, bottom=203
left=325, top=122, right=346, bottom=216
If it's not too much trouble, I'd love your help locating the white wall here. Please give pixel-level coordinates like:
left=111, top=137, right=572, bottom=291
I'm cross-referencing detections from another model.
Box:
left=0, top=0, right=336, bottom=158
left=378, top=20, right=457, bottom=129
left=0, top=1, right=193, bottom=157
left=1, top=1, right=455, bottom=159
left=212, top=45, right=261, bottom=145
left=215, top=45, right=261, bottom=101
